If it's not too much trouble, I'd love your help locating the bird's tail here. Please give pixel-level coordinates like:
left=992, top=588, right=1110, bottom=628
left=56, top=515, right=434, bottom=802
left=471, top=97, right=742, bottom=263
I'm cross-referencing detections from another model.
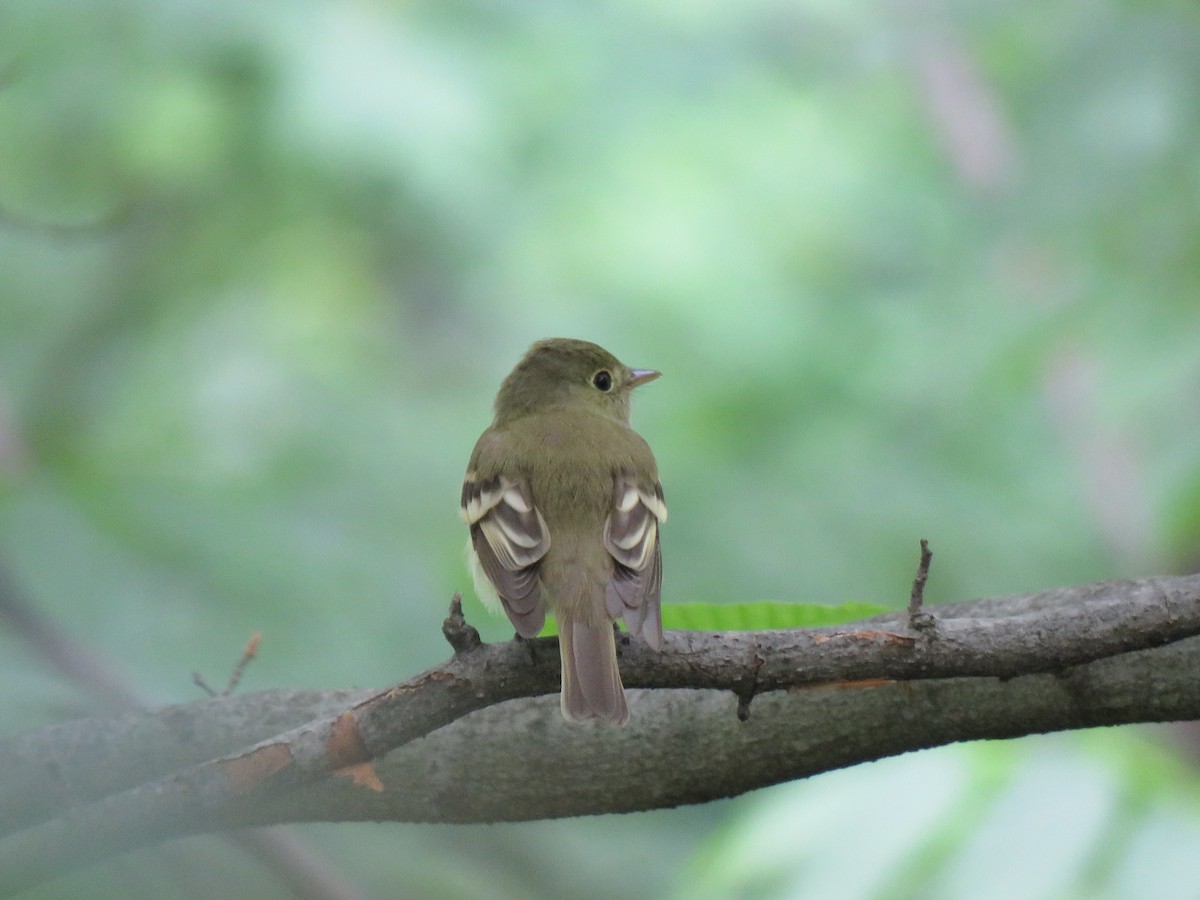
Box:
left=559, top=619, right=629, bottom=725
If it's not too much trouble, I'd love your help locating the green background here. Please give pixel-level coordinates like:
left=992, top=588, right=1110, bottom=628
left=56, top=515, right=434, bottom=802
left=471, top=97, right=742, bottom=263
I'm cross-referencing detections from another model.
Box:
left=2, top=1, right=1200, bottom=897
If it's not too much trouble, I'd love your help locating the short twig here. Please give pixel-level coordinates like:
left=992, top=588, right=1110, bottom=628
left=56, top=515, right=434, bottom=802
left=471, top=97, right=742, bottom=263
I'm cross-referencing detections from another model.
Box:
left=192, top=671, right=217, bottom=697
left=735, top=692, right=754, bottom=722
left=226, top=633, right=261, bottom=694
left=442, top=594, right=482, bottom=655
left=907, top=539, right=936, bottom=632
left=194, top=633, right=262, bottom=698
left=735, top=653, right=764, bottom=722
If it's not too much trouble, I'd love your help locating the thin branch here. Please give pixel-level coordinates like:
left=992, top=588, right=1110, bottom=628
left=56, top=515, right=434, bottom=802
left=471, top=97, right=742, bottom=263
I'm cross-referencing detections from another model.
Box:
left=907, top=538, right=935, bottom=631
left=0, top=564, right=143, bottom=710
left=194, top=634, right=263, bottom=697
left=442, top=593, right=481, bottom=655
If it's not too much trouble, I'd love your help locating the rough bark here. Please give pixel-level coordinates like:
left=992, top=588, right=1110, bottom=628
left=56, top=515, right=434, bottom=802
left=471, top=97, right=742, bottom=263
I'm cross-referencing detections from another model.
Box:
left=1, top=575, right=1198, bottom=894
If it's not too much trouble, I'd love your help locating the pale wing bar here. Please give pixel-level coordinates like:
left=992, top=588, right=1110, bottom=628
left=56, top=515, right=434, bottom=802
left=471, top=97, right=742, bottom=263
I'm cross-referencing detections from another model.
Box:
left=461, top=473, right=550, bottom=637
left=603, top=473, right=667, bottom=649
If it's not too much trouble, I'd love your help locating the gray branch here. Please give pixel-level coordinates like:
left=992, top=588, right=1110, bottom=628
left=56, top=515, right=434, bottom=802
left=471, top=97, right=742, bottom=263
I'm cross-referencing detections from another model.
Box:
left=1, top=575, right=1198, bottom=894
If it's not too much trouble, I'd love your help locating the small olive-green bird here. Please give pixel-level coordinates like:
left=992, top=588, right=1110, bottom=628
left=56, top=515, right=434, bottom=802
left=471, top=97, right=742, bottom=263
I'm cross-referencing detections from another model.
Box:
left=461, top=338, right=666, bottom=724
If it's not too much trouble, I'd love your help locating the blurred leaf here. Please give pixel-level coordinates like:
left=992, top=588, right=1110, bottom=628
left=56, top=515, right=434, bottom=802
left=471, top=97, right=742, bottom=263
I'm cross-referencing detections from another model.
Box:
left=679, top=733, right=1200, bottom=900
left=661, top=600, right=888, bottom=631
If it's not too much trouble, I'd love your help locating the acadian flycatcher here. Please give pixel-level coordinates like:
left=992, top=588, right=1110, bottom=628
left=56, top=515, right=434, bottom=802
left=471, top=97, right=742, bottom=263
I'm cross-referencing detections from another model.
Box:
left=461, top=338, right=666, bottom=724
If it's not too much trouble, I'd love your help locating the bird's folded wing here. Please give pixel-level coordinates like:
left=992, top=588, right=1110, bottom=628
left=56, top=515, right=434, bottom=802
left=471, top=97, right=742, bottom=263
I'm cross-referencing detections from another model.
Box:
left=461, top=472, right=550, bottom=636
left=603, top=472, right=667, bottom=649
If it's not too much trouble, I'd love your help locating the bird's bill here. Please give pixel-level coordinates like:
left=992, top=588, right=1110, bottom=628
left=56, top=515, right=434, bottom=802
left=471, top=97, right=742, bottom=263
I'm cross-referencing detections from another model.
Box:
left=628, top=368, right=661, bottom=388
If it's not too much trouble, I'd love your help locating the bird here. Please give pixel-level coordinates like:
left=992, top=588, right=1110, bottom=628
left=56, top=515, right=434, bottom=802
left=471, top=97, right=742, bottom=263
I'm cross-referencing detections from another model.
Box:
left=460, top=338, right=666, bottom=724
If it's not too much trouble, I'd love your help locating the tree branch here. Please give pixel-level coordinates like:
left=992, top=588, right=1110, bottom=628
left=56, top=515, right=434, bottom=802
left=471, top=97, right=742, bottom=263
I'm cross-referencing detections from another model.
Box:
left=1, top=575, right=1198, bottom=893
left=0, top=564, right=361, bottom=898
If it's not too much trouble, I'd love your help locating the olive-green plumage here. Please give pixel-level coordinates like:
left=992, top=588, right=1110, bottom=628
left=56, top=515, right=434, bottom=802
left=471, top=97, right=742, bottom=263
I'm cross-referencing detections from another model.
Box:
left=461, top=338, right=666, bottom=724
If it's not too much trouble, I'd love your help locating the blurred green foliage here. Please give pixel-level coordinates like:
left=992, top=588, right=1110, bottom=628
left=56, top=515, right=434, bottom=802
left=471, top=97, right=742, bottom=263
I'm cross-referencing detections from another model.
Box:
left=2, top=0, right=1200, bottom=897
left=661, top=600, right=888, bottom=630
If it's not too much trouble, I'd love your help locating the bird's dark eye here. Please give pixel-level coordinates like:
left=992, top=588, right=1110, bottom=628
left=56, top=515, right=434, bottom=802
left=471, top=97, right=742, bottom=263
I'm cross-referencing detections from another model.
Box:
left=592, top=369, right=613, bottom=392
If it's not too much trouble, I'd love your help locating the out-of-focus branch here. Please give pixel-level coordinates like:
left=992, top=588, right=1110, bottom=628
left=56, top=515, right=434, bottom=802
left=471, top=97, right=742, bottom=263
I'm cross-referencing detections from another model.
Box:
left=0, top=565, right=143, bottom=710
left=0, top=564, right=361, bottom=900
left=909, top=27, right=1016, bottom=193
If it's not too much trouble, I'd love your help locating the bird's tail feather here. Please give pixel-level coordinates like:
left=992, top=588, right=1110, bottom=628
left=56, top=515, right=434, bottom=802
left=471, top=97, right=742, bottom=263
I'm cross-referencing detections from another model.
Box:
left=559, top=620, right=628, bottom=725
